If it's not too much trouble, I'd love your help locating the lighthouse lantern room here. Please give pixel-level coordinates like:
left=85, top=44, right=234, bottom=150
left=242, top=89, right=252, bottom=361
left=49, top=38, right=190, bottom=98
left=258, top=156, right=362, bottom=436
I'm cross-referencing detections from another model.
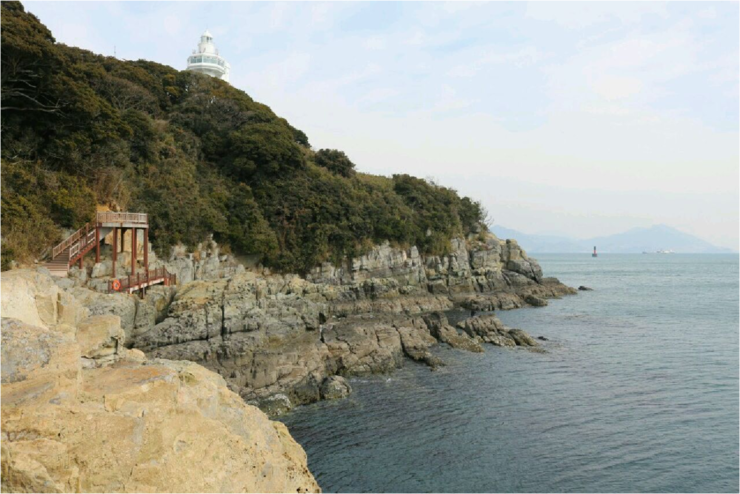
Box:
left=186, top=30, right=230, bottom=82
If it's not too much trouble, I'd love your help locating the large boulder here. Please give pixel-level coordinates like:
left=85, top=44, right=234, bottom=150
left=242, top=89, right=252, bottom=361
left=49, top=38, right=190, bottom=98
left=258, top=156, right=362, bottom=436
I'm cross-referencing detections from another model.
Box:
left=1, top=270, right=320, bottom=493
left=1, top=269, right=88, bottom=329
left=525, top=295, right=549, bottom=307
left=76, top=315, right=125, bottom=364
left=457, top=314, right=516, bottom=347
left=507, top=328, right=539, bottom=347
left=69, top=288, right=137, bottom=342
left=397, top=324, right=445, bottom=368
left=323, top=320, right=405, bottom=375
left=423, top=312, right=483, bottom=353
left=320, top=376, right=352, bottom=400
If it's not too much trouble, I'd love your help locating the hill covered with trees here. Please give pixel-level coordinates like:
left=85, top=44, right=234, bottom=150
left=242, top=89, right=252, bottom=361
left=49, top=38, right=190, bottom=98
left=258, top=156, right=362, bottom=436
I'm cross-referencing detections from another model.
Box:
left=1, top=2, right=486, bottom=273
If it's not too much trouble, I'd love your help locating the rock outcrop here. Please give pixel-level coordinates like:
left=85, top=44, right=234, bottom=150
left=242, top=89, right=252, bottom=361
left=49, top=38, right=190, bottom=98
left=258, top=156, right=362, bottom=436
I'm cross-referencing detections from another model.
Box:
left=124, top=232, right=572, bottom=412
left=320, top=376, right=352, bottom=400
left=1, top=269, right=319, bottom=493
left=28, top=231, right=572, bottom=416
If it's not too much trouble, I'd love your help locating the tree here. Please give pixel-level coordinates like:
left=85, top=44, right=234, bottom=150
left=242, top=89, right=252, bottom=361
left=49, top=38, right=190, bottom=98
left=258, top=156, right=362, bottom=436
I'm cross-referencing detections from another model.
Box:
left=314, top=149, right=356, bottom=178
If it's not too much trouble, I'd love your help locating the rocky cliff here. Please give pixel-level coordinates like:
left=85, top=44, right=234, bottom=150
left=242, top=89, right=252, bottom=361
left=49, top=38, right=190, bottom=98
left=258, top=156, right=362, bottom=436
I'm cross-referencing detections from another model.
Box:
left=0, top=269, right=319, bottom=493
left=121, top=232, right=575, bottom=414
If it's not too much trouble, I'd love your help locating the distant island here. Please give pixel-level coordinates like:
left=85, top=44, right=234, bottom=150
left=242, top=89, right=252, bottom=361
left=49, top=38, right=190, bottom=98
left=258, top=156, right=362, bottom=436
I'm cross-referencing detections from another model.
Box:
left=492, top=224, right=736, bottom=254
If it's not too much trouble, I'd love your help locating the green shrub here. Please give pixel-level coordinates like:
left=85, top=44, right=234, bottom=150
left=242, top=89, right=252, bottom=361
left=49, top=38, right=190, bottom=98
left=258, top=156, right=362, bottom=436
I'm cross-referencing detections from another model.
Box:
left=0, top=1, right=485, bottom=272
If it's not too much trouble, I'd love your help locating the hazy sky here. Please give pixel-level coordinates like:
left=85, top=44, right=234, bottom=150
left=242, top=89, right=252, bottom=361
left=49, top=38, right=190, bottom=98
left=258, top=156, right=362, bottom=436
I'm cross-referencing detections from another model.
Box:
left=24, top=1, right=739, bottom=250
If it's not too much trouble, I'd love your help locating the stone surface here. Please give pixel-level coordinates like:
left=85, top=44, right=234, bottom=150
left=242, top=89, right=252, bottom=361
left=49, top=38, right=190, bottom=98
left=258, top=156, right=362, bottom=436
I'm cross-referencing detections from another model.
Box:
left=76, top=315, right=125, bottom=362
left=397, top=324, right=444, bottom=369
left=1, top=270, right=319, bottom=493
left=125, top=232, right=574, bottom=412
left=508, top=328, right=539, bottom=347
left=69, top=288, right=138, bottom=342
left=320, top=376, right=352, bottom=400
left=525, top=295, right=549, bottom=307
left=423, top=312, right=484, bottom=353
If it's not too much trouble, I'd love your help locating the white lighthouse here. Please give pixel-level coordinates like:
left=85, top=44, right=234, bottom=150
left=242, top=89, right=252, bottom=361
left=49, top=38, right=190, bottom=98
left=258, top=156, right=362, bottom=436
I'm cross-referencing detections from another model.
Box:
left=186, top=30, right=230, bottom=82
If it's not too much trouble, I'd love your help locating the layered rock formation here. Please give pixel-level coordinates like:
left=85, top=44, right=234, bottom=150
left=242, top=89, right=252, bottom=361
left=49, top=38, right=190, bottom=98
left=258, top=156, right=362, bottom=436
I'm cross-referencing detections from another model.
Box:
left=0, top=269, right=319, bottom=493
left=126, top=233, right=575, bottom=413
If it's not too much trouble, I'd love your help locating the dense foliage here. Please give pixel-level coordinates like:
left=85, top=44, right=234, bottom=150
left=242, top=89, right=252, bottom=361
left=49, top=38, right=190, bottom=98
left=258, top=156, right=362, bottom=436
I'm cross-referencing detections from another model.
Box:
left=1, top=2, right=486, bottom=273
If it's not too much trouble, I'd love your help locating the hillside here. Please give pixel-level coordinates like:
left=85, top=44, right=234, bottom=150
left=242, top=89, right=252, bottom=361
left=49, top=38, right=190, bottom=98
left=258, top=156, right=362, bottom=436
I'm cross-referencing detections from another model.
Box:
left=0, top=2, right=485, bottom=273
left=493, top=225, right=734, bottom=254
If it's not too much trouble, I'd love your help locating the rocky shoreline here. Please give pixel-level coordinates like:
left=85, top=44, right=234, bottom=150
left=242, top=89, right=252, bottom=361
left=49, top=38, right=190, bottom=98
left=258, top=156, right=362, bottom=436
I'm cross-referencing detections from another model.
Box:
left=80, top=232, right=575, bottom=415
left=7, top=232, right=574, bottom=418
left=0, top=231, right=574, bottom=491
left=0, top=270, right=319, bottom=492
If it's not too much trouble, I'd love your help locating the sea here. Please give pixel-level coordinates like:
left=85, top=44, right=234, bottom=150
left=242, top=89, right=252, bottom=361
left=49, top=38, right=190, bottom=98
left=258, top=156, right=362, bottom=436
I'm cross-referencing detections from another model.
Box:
left=279, top=254, right=739, bottom=493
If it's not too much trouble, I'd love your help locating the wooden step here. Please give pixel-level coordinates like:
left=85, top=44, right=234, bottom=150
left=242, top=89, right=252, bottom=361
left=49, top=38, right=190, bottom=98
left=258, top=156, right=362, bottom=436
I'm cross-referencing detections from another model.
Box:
left=43, top=247, right=72, bottom=277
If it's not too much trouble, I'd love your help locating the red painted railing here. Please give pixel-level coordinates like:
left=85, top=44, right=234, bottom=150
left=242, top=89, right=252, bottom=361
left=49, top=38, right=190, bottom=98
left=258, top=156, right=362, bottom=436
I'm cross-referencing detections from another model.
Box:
left=107, top=267, right=176, bottom=294
left=96, top=212, right=148, bottom=225
left=51, top=212, right=149, bottom=262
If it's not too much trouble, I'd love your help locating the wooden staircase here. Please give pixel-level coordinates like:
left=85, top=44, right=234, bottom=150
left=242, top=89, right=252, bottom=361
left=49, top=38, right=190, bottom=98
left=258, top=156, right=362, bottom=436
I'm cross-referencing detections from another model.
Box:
left=42, top=212, right=149, bottom=278
left=43, top=247, right=72, bottom=278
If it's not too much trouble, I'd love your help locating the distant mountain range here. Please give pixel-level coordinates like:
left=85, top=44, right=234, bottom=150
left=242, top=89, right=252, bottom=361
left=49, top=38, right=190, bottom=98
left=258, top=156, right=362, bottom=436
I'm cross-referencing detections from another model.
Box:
left=492, top=225, right=736, bottom=254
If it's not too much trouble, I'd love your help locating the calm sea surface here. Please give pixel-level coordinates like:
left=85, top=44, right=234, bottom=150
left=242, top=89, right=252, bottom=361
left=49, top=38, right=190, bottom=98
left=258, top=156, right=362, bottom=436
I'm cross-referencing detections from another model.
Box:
left=280, top=254, right=739, bottom=492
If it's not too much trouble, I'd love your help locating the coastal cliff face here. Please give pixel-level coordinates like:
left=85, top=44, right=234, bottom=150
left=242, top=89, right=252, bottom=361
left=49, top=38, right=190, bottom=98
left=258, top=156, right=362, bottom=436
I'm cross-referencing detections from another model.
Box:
left=125, top=233, right=575, bottom=414
left=0, top=270, right=319, bottom=493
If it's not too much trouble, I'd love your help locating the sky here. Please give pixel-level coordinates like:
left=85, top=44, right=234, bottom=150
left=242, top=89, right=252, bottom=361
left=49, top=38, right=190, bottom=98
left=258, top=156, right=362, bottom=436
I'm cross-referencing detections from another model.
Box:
left=23, top=1, right=740, bottom=250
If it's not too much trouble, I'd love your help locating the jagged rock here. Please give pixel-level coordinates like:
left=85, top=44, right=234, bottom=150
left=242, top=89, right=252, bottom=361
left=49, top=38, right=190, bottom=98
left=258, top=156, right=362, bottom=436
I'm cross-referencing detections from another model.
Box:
left=423, top=312, right=483, bottom=353
left=525, top=295, right=549, bottom=307
left=132, top=286, right=175, bottom=339
left=320, top=376, right=352, bottom=400
left=457, top=314, right=516, bottom=347
left=259, top=394, right=293, bottom=416
left=90, top=260, right=112, bottom=279
left=537, top=336, right=549, bottom=341
left=459, top=295, right=497, bottom=312
left=458, top=313, right=506, bottom=335
left=501, top=239, right=543, bottom=282
left=120, top=232, right=574, bottom=410
left=324, top=320, right=405, bottom=375
left=291, top=374, right=322, bottom=404
left=398, top=325, right=445, bottom=369
left=165, top=255, right=195, bottom=285
left=76, top=315, right=125, bottom=362
left=578, top=286, right=593, bottom=291
left=508, top=328, right=539, bottom=347
left=1, top=270, right=319, bottom=493
left=1, top=269, right=89, bottom=329
left=69, top=288, right=137, bottom=342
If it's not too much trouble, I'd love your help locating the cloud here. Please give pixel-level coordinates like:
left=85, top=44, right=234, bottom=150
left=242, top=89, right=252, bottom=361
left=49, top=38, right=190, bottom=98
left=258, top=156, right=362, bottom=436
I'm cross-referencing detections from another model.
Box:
left=21, top=1, right=739, bottom=249
left=591, top=76, right=643, bottom=101
left=263, top=52, right=312, bottom=88
left=447, top=46, right=541, bottom=78
left=362, top=36, right=386, bottom=51
left=524, top=2, right=669, bottom=29
left=544, top=20, right=707, bottom=116
left=441, top=2, right=480, bottom=15
left=269, top=3, right=288, bottom=30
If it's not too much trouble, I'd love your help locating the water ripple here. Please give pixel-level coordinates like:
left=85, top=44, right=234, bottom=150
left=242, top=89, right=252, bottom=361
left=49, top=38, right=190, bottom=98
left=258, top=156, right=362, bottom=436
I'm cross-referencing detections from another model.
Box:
left=281, top=254, right=739, bottom=493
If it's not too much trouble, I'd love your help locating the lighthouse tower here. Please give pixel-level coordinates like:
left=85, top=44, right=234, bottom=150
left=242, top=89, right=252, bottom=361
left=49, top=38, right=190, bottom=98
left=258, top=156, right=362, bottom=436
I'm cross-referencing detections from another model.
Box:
left=186, top=30, right=230, bottom=82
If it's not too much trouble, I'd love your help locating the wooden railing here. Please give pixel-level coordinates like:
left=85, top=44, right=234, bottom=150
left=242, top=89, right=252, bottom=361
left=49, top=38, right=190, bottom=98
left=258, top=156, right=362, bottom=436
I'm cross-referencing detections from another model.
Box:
left=51, top=212, right=148, bottom=261
left=96, top=212, right=148, bottom=225
left=52, top=224, right=87, bottom=258
left=107, top=267, right=176, bottom=294
left=69, top=228, right=97, bottom=261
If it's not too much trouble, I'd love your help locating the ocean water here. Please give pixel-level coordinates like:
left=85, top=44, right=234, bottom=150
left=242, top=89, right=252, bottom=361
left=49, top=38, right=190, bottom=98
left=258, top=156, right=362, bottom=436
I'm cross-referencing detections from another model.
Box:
left=280, top=254, right=739, bottom=493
